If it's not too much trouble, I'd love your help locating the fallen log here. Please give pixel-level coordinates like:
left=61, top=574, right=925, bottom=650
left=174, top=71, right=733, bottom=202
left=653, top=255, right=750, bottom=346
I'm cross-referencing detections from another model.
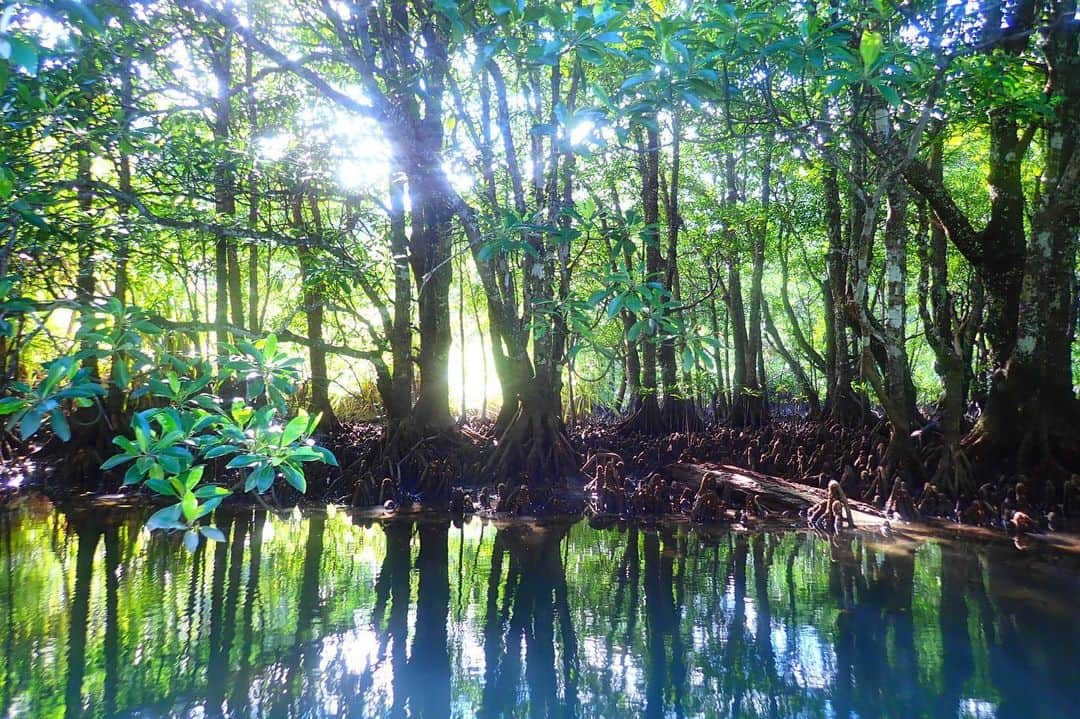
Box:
left=663, top=462, right=888, bottom=527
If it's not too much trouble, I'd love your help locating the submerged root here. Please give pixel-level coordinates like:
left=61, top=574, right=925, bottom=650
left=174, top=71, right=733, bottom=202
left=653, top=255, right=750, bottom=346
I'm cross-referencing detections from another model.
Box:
left=350, top=419, right=482, bottom=508
left=483, top=404, right=581, bottom=489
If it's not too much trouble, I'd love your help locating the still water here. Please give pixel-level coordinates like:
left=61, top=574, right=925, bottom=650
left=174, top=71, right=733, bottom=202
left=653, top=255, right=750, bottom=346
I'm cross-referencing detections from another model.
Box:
left=1, top=504, right=1078, bottom=719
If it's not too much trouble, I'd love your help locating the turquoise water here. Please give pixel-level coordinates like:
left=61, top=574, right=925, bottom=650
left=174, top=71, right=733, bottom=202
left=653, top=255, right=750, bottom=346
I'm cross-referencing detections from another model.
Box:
left=1, top=504, right=1078, bottom=718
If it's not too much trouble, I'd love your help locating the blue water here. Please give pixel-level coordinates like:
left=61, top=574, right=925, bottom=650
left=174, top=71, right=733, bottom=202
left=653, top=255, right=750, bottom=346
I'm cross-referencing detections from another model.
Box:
left=1, top=505, right=1078, bottom=718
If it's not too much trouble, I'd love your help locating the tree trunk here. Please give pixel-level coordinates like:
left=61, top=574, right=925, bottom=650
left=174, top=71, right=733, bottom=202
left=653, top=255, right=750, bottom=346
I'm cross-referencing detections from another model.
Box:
left=658, top=113, right=700, bottom=431
left=763, top=303, right=821, bottom=418
left=624, top=126, right=664, bottom=433
left=407, top=168, right=455, bottom=434
left=822, top=165, right=864, bottom=425
left=882, top=182, right=915, bottom=432
left=297, top=194, right=337, bottom=431
left=244, top=35, right=260, bottom=333
left=706, top=268, right=728, bottom=420
left=745, top=143, right=772, bottom=418
left=917, top=143, right=982, bottom=495
left=899, top=1, right=1078, bottom=473
left=211, top=30, right=235, bottom=359
left=724, top=154, right=766, bottom=427
left=726, top=258, right=764, bottom=426
left=385, top=171, right=413, bottom=427
left=621, top=308, right=643, bottom=413
left=484, top=365, right=579, bottom=488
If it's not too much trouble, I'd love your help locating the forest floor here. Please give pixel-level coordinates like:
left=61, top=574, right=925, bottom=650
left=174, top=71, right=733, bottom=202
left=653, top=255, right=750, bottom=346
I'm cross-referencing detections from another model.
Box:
left=3, top=416, right=1080, bottom=552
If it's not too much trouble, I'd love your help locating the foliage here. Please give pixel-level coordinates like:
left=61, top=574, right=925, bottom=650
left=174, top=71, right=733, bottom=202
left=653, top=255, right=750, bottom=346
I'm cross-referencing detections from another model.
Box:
left=1, top=0, right=1077, bottom=480
left=0, top=355, right=104, bottom=441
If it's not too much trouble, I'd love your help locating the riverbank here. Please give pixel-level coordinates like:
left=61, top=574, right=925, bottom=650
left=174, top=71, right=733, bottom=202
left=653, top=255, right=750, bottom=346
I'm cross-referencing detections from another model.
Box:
left=5, top=417, right=1080, bottom=546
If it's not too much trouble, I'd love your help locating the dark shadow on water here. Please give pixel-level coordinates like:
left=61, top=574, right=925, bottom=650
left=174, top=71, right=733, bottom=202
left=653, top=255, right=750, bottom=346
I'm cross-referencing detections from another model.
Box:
left=64, top=515, right=101, bottom=719
left=480, top=521, right=579, bottom=719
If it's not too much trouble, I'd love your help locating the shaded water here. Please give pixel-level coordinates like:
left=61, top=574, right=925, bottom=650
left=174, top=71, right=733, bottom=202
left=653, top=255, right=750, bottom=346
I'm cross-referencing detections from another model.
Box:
left=1, top=505, right=1079, bottom=719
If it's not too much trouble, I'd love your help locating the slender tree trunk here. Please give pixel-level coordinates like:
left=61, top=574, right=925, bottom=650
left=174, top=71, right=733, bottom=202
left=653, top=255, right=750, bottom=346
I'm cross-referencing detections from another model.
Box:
left=296, top=194, right=337, bottom=430
left=625, top=126, right=663, bottom=432
left=457, top=252, right=467, bottom=424
left=621, top=308, right=643, bottom=413
left=386, top=171, right=413, bottom=426
left=822, top=165, right=863, bottom=425
left=917, top=143, right=982, bottom=494
left=658, top=113, right=700, bottom=431
left=763, top=303, right=821, bottom=418
left=114, top=58, right=132, bottom=307
left=211, top=31, right=235, bottom=359
left=469, top=278, right=488, bottom=420
left=724, top=154, right=765, bottom=427
left=706, top=267, right=728, bottom=419
left=244, top=33, right=260, bottom=333
left=75, top=151, right=96, bottom=368
left=108, top=55, right=135, bottom=424
left=746, top=143, right=772, bottom=416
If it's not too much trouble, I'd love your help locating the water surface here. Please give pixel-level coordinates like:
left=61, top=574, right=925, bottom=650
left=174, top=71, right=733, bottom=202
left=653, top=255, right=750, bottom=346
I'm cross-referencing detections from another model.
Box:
left=1, top=504, right=1078, bottom=718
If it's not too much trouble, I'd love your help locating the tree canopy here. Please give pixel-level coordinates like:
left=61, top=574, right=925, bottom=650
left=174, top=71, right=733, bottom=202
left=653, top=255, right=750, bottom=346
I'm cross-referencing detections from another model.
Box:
left=2, top=0, right=1079, bottom=497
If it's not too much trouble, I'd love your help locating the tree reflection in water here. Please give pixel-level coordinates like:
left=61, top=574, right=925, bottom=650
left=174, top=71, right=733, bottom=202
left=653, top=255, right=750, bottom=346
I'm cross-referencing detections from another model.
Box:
left=0, top=507, right=1078, bottom=718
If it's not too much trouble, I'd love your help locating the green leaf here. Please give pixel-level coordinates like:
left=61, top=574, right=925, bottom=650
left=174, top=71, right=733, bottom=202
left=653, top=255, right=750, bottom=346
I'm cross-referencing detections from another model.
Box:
left=281, top=414, right=309, bottom=446
left=100, top=453, right=135, bottom=471
left=859, top=30, right=883, bottom=70
left=289, top=447, right=322, bottom=462
left=183, top=529, right=200, bottom=552
left=122, top=462, right=144, bottom=486
left=608, top=294, right=624, bottom=318
left=190, top=414, right=220, bottom=433
left=203, top=444, right=238, bottom=459
left=877, top=81, right=901, bottom=107
left=280, top=463, right=306, bottom=493
left=113, top=436, right=137, bottom=453
left=313, top=446, right=339, bottom=467
left=146, top=503, right=184, bottom=531
left=246, top=378, right=265, bottom=402
left=19, top=409, right=44, bottom=440
left=5, top=37, right=38, bottom=76
left=0, top=397, right=25, bottom=415
left=145, top=478, right=176, bottom=497
left=250, top=464, right=274, bottom=493
left=195, top=495, right=225, bottom=519
left=587, top=289, right=609, bottom=307
left=199, top=526, right=226, bottom=543
left=159, top=454, right=182, bottom=475
left=227, top=454, right=264, bottom=469
left=194, top=484, right=230, bottom=499
left=181, top=491, right=198, bottom=523
left=489, top=0, right=518, bottom=18
left=183, top=465, right=205, bottom=490
left=133, top=412, right=152, bottom=451
left=681, top=346, right=696, bottom=373
left=50, top=409, right=70, bottom=442
left=114, top=360, right=130, bottom=390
